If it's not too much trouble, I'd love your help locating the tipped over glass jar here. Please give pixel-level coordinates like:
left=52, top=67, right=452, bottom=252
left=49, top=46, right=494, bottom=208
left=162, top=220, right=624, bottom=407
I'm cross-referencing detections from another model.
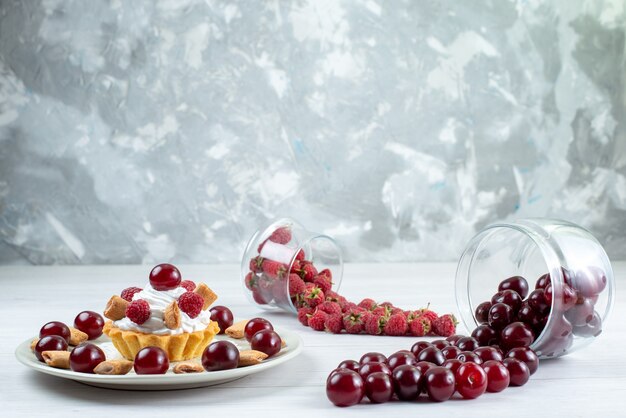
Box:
left=455, top=219, right=615, bottom=359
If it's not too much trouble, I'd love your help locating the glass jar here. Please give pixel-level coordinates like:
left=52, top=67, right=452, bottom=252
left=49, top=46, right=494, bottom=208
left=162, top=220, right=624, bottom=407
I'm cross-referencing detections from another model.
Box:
left=241, top=218, right=343, bottom=313
left=455, top=218, right=615, bottom=358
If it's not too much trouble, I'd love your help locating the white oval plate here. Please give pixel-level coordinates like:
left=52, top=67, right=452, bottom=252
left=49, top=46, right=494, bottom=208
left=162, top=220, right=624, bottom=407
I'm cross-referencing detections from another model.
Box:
left=16, top=329, right=303, bottom=390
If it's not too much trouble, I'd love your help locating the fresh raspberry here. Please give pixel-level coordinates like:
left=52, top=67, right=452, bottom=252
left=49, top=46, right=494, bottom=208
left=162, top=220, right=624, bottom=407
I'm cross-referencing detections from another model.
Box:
left=244, top=272, right=257, bottom=290
left=120, top=287, right=142, bottom=302
left=178, top=291, right=204, bottom=318
left=390, top=307, right=404, bottom=316
left=364, top=313, right=384, bottom=335
left=125, top=299, right=150, bottom=324
left=340, top=301, right=358, bottom=313
left=308, top=310, right=328, bottom=331
left=432, top=314, right=458, bottom=337
left=297, top=307, right=314, bottom=326
left=257, top=275, right=273, bottom=292
left=303, top=283, right=325, bottom=308
left=299, top=263, right=318, bottom=281
left=408, top=317, right=431, bottom=337
left=288, top=274, right=306, bottom=297
left=358, top=298, right=377, bottom=311
left=291, top=259, right=302, bottom=271
left=180, top=280, right=196, bottom=292
left=262, top=259, right=287, bottom=279
left=379, top=301, right=394, bottom=309
left=372, top=306, right=389, bottom=318
left=325, top=314, right=344, bottom=334
left=318, top=268, right=332, bottom=280
left=295, top=249, right=305, bottom=261
left=343, top=309, right=365, bottom=334
left=314, top=274, right=332, bottom=294
left=318, top=301, right=342, bottom=316
left=269, top=226, right=292, bottom=244
left=249, top=256, right=264, bottom=273
left=257, top=239, right=267, bottom=253
left=417, top=305, right=438, bottom=324
left=383, top=313, right=408, bottom=336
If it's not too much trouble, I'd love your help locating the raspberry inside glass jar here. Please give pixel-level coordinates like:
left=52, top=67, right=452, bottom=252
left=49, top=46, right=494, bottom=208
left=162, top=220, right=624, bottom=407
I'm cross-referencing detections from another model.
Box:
left=455, top=219, right=614, bottom=359
left=241, top=218, right=343, bottom=313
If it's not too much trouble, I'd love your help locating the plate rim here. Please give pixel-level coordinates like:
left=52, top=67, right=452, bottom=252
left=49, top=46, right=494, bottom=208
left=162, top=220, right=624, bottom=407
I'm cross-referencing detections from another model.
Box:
left=16, top=327, right=303, bottom=387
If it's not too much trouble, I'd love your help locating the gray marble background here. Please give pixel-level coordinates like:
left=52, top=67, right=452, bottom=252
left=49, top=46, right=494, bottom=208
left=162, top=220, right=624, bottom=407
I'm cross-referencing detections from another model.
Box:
left=0, top=0, right=625, bottom=265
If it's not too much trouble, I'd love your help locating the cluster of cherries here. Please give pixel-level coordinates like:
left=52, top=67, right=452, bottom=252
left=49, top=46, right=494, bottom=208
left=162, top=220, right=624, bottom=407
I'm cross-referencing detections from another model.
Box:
left=326, top=337, right=537, bottom=406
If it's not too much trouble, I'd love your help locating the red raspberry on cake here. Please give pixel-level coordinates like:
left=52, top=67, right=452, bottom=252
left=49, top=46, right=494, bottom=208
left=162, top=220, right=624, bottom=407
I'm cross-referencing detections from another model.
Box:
left=120, top=287, right=142, bottom=302
left=180, top=280, right=196, bottom=292
left=126, top=299, right=151, bottom=325
left=178, top=291, right=204, bottom=318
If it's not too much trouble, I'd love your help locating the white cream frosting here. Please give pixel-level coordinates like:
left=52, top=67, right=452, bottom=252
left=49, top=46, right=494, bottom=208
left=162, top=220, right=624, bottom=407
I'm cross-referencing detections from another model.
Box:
left=113, top=283, right=212, bottom=335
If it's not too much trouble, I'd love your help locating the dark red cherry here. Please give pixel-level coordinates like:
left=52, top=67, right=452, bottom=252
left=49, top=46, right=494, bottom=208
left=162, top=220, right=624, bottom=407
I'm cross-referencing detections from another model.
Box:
left=73, top=311, right=105, bottom=340
left=456, top=351, right=482, bottom=364
left=498, top=276, right=529, bottom=299
left=482, top=360, right=510, bottom=392
left=535, top=273, right=551, bottom=289
left=417, top=347, right=445, bottom=366
left=391, top=364, right=422, bottom=400
left=442, top=358, right=463, bottom=375
left=455, top=362, right=487, bottom=399
left=359, top=352, right=387, bottom=365
left=503, top=358, right=530, bottom=386
left=506, top=347, right=539, bottom=375
left=441, top=345, right=462, bottom=360
left=473, top=346, right=503, bottom=363
left=149, top=263, right=182, bottom=291
left=250, top=329, right=282, bottom=357
left=326, top=369, right=364, bottom=407
left=491, top=290, right=522, bottom=314
left=202, top=341, right=239, bottom=371
left=244, top=317, right=274, bottom=342
left=545, top=283, right=578, bottom=311
left=431, top=339, right=451, bottom=350
left=455, top=336, right=479, bottom=351
left=500, top=322, right=535, bottom=351
left=527, top=289, right=550, bottom=316
left=35, top=335, right=68, bottom=362
left=517, top=301, right=541, bottom=329
left=365, top=372, right=394, bottom=403
left=410, top=341, right=433, bottom=357
left=337, top=359, right=360, bottom=373
left=387, top=351, right=416, bottom=371
left=209, top=306, right=234, bottom=334
left=445, top=334, right=464, bottom=345
left=70, top=343, right=106, bottom=373
left=471, top=324, right=499, bottom=347
left=358, top=362, right=391, bottom=380
left=424, top=367, right=455, bottom=402
left=475, top=301, right=492, bottom=324
left=39, top=321, right=70, bottom=344
left=488, top=303, right=514, bottom=330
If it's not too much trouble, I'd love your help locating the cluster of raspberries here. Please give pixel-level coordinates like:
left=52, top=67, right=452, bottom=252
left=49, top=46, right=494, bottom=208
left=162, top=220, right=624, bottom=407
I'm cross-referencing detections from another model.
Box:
left=245, top=226, right=458, bottom=337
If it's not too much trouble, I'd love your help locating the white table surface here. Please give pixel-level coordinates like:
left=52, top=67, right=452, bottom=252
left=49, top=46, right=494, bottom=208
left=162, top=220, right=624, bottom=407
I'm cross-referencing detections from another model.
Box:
left=2, top=262, right=624, bottom=417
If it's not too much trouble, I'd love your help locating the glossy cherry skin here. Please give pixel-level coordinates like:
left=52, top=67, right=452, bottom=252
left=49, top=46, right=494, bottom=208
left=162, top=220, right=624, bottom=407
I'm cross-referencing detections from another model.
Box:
left=359, top=351, right=387, bottom=365
left=209, top=306, right=234, bottom=334
left=424, top=367, right=455, bottom=402
left=392, top=364, right=422, bottom=400
left=517, top=301, right=541, bottom=329
left=442, top=359, right=463, bottom=375
left=326, top=369, right=365, bottom=407
left=441, top=345, right=462, bottom=360
left=202, top=341, right=239, bottom=371
left=499, top=276, right=529, bottom=299
left=500, top=322, right=535, bottom=351
left=574, top=266, right=607, bottom=297
left=528, top=289, right=550, bottom=316
left=488, top=303, right=514, bottom=330
left=471, top=324, right=499, bottom=347
left=337, top=359, right=360, bottom=373
left=456, top=336, right=479, bottom=351
left=475, top=301, right=492, bottom=324
left=39, top=321, right=71, bottom=344
left=410, top=341, right=433, bottom=357
left=535, top=273, right=551, bottom=290
left=491, top=290, right=523, bottom=314
left=417, top=346, right=445, bottom=366
left=70, top=343, right=106, bottom=373
left=445, top=334, right=464, bottom=345
left=149, top=263, right=182, bottom=291
left=431, top=339, right=451, bottom=350
left=456, top=351, right=482, bottom=365
left=365, top=372, right=394, bottom=403
left=503, top=358, right=530, bottom=386
left=482, top=360, right=510, bottom=392
left=473, top=346, right=503, bottom=363
left=455, top=362, right=488, bottom=399
left=506, top=347, right=539, bottom=375
left=545, top=283, right=578, bottom=311
left=358, top=362, right=392, bottom=380
left=74, top=311, right=105, bottom=340
left=244, top=318, right=274, bottom=342
left=250, top=329, right=282, bottom=357
left=572, top=311, right=602, bottom=337
left=35, top=335, right=68, bottom=362
left=387, top=351, right=416, bottom=371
